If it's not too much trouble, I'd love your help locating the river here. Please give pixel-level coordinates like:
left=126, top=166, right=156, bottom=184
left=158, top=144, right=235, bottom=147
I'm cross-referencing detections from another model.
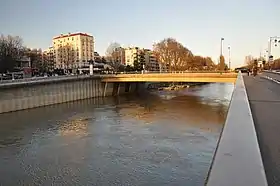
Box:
left=0, top=83, right=234, bottom=186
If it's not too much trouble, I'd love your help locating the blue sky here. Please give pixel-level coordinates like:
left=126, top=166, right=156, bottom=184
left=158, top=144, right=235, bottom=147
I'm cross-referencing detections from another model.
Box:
left=1, top=0, right=279, bottom=67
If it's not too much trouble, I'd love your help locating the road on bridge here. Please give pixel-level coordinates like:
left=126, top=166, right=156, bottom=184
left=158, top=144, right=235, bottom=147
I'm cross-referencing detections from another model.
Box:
left=244, top=75, right=280, bottom=186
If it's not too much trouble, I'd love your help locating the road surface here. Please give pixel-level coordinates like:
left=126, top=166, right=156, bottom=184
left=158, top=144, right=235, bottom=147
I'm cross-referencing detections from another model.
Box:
left=244, top=75, right=280, bottom=186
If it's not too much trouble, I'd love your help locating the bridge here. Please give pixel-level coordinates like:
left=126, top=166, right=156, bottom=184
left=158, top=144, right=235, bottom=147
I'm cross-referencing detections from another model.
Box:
left=101, top=72, right=238, bottom=83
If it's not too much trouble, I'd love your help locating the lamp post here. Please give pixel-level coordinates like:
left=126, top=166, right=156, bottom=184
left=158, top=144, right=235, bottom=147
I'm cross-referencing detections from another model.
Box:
left=228, top=45, right=231, bottom=70
left=268, top=36, right=280, bottom=63
left=220, top=38, right=224, bottom=57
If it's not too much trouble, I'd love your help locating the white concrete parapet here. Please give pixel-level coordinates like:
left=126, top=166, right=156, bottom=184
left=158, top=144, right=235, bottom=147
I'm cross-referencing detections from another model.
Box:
left=206, top=72, right=267, bottom=186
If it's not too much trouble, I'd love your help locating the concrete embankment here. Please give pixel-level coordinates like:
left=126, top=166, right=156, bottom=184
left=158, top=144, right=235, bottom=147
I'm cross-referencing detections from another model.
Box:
left=0, top=76, right=141, bottom=114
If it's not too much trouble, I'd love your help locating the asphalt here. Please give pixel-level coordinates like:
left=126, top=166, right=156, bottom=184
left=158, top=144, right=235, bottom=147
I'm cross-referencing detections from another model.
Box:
left=244, top=74, right=280, bottom=186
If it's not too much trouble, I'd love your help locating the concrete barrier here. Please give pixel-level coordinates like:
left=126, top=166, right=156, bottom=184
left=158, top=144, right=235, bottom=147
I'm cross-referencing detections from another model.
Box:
left=0, top=78, right=139, bottom=114
left=206, top=72, right=267, bottom=186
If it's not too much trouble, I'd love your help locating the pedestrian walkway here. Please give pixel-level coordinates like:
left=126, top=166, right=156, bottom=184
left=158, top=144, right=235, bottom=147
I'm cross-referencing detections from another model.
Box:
left=244, top=75, right=280, bottom=186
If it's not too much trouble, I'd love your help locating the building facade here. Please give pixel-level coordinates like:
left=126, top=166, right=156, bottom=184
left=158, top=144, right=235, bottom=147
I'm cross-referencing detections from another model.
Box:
left=124, top=47, right=160, bottom=71
left=144, top=49, right=159, bottom=71
left=43, top=46, right=55, bottom=70
left=52, top=33, right=94, bottom=69
left=113, top=47, right=125, bottom=65
left=124, top=47, right=139, bottom=67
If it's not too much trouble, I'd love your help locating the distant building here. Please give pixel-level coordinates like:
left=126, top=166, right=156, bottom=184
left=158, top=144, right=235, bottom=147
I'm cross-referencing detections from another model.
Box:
left=124, top=47, right=139, bottom=67
left=52, top=32, right=94, bottom=69
left=43, top=46, right=55, bottom=70
left=15, top=56, right=31, bottom=68
left=14, top=56, right=32, bottom=77
left=124, top=47, right=161, bottom=71
left=143, top=49, right=159, bottom=71
left=113, top=47, right=125, bottom=65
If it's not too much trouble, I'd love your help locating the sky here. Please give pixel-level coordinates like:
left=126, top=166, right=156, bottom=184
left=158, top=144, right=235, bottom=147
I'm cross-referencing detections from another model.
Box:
left=0, top=0, right=279, bottom=68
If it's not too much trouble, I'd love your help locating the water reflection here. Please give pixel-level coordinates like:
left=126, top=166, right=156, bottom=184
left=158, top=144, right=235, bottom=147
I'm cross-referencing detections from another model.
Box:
left=0, top=83, right=233, bottom=186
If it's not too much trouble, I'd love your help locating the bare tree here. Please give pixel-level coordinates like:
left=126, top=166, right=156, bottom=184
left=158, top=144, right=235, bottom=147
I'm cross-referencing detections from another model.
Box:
left=153, top=38, right=193, bottom=71
left=153, top=38, right=219, bottom=72
left=106, top=42, right=121, bottom=58
left=106, top=42, right=123, bottom=72
left=110, top=49, right=122, bottom=71
left=0, top=35, right=24, bottom=73
left=217, top=55, right=226, bottom=71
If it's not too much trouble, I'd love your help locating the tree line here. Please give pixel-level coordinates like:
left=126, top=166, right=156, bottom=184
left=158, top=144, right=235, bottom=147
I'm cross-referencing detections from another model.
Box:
left=1, top=34, right=228, bottom=74
left=153, top=38, right=227, bottom=71
left=0, top=34, right=52, bottom=74
left=106, top=38, right=228, bottom=72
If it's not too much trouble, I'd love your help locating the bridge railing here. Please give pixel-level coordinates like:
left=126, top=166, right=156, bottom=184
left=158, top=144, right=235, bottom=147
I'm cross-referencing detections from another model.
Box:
left=114, top=70, right=233, bottom=75
left=0, top=71, right=237, bottom=85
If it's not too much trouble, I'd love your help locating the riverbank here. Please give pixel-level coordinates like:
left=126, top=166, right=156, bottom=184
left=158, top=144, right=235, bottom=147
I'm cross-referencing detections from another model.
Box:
left=147, top=82, right=208, bottom=90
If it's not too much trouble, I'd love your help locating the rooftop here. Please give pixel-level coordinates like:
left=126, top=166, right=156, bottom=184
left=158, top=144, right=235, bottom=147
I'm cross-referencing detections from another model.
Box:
left=53, top=32, right=93, bottom=40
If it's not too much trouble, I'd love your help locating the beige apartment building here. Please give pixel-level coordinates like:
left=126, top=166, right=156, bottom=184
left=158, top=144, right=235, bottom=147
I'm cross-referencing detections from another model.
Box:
left=124, top=47, right=159, bottom=71
left=113, top=47, right=126, bottom=65
left=52, top=32, right=94, bottom=69
left=124, top=47, right=139, bottom=67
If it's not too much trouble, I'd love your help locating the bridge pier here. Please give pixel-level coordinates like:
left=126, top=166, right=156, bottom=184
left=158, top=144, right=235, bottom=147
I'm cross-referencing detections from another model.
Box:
left=103, top=82, right=108, bottom=97
left=112, top=83, right=120, bottom=96
left=125, top=83, right=131, bottom=93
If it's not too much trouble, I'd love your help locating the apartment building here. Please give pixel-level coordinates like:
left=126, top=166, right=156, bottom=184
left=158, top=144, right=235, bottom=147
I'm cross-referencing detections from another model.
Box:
left=113, top=47, right=125, bottom=65
left=144, top=49, right=159, bottom=71
left=52, top=32, right=94, bottom=69
left=124, top=47, right=139, bottom=66
left=43, top=46, right=55, bottom=70
left=124, top=47, right=160, bottom=71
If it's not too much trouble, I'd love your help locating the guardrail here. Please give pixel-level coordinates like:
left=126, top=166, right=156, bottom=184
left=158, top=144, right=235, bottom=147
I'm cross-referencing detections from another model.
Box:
left=205, top=72, right=267, bottom=186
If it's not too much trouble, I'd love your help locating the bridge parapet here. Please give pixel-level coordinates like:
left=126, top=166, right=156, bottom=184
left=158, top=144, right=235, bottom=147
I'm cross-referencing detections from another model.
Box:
left=205, top=72, right=267, bottom=186
left=102, top=72, right=238, bottom=83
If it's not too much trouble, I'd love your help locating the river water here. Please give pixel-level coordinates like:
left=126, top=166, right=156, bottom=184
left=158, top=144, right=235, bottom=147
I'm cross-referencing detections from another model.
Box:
left=0, top=83, right=234, bottom=186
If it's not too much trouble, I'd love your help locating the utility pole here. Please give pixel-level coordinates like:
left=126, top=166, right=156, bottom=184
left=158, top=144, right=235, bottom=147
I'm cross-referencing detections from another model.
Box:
left=228, top=45, right=231, bottom=70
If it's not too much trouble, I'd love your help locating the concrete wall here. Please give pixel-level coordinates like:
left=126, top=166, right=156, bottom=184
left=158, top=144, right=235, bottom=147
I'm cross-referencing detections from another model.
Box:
left=206, top=73, right=267, bottom=186
left=0, top=77, right=138, bottom=114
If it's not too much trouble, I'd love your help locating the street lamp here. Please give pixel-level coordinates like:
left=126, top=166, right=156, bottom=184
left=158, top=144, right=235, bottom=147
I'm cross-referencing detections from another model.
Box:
left=220, top=38, right=225, bottom=56
left=228, top=45, right=231, bottom=70
left=268, top=36, right=280, bottom=62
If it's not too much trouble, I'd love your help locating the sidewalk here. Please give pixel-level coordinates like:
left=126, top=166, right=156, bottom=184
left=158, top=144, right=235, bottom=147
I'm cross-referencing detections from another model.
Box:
left=243, top=75, right=280, bottom=186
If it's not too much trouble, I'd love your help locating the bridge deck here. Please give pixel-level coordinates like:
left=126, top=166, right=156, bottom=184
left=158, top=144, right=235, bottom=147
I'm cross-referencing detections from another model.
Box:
left=244, top=75, right=280, bottom=186
left=102, top=73, right=238, bottom=83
